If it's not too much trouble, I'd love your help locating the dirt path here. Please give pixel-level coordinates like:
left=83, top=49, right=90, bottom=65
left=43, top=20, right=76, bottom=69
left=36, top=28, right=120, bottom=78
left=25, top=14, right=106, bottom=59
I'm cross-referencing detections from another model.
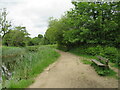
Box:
left=29, top=50, right=118, bottom=88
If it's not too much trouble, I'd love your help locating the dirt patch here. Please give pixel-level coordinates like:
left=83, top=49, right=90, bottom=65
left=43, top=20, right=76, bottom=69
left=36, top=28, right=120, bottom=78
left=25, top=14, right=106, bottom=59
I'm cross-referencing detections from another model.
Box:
left=29, top=50, right=118, bottom=88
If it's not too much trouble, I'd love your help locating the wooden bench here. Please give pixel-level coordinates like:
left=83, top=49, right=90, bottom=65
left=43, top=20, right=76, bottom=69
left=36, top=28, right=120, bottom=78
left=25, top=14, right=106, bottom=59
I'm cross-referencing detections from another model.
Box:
left=91, top=56, right=109, bottom=69
left=97, top=56, right=109, bottom=66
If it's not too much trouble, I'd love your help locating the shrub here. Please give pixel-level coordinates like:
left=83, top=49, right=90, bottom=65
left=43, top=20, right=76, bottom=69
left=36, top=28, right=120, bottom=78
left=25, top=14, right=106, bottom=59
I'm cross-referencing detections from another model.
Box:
left=57, top=44, right=69, bottom=52
left=25, top=46, right=39, bottom=52
left=103, top=47, right=118, bottom=63
left=117, top=55, right=120, bottom=67
left=86, top=45, right=104, bottom=56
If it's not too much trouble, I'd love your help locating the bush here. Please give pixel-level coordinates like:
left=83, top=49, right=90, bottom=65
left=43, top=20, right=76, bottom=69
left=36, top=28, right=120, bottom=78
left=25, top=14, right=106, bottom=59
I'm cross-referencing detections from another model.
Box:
left=117, top=55, right=120, bottom=67
left=103, top=47, right=118, bottom=63
left=86, top=45, right=104, bottom=56
left=44, top=44, right=57, bottom=49
left=25, top=46, right=39, bottom=52
left=57, top=44, right=69, bottom=52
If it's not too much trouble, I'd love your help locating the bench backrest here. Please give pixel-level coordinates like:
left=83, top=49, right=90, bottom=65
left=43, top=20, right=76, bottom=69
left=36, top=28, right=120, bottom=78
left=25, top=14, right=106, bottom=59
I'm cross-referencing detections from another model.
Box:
left=96, top=56, right=109, bottom=65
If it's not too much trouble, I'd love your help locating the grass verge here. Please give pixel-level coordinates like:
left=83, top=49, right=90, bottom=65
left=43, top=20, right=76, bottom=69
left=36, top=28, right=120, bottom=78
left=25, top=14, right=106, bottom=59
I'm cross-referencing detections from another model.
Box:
left=81, top=59, right=92, bottom=65
left=2, top=45, right=60, bottom=88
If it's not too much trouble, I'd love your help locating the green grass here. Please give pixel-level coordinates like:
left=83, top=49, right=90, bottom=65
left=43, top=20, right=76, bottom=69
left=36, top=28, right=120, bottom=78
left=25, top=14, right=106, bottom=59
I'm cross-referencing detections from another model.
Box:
left=112, top=64, right=120, bottom=69
left=81, top=59, right=92, bottom=65
left=7, top=79, right=34, bottom=88
left=2, top=45, right=60, bottom=88
left=0, top=83, right=2, bottom=90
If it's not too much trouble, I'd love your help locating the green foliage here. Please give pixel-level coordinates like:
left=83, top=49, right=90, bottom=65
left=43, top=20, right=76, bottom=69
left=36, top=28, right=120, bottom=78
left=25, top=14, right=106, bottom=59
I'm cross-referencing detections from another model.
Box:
left=38, top=34, right=43, bottom=39
left=3, top=26, right=29, bottom=47
left=43, top=44, right=57, bottom=49
left=45, top=2, right=120, bottom=48
left=45, top=18, right=62, bottom=44
left=57, top=44, right=69, bottom=52
left=86, top=46, right=104, bottom=56
left=2, top=26, right=43, bottom=47
left=69, top=46, right=96, bottom=59
left=30, top=37, right=40, bottom=45
left=103, top=47, right=118, bottom=63
left=27, top=34, right=43, bottom=46
left=25, top=46, right=39, bottom=52
left=0, top=8, right=44, bottom=47
left=40, top=37, right=51, bottom=45
left=70, top=45, right=120, bottom=68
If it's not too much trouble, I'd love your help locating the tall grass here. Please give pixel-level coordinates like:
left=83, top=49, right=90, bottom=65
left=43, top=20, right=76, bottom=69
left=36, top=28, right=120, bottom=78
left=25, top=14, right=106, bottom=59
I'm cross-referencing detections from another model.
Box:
left=2, top=46, right=25, bottom=73
left=2, top=45, right=60, bottom=88
left=2, top=46, right=25, bottom=56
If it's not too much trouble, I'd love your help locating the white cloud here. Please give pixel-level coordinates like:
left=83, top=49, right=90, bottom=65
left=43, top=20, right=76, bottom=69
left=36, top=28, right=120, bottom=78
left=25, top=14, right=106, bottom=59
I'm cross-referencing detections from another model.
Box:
left=0, top=0, right=73, bottom=37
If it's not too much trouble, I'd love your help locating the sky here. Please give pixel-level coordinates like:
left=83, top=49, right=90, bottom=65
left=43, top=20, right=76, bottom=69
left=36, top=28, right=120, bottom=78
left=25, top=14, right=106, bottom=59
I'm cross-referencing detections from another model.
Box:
left=0, top=0, right=74, bottom=37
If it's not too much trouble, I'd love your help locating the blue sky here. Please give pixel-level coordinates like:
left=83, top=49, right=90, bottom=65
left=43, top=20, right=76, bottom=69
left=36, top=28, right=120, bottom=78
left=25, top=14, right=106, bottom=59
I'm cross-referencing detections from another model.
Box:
left=0, top=0, right=73, bottom=37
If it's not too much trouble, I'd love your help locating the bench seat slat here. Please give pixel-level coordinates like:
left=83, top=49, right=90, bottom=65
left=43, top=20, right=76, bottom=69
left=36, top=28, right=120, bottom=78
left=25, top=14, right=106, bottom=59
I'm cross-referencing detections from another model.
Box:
left=91, top=59, right=105, bottom=66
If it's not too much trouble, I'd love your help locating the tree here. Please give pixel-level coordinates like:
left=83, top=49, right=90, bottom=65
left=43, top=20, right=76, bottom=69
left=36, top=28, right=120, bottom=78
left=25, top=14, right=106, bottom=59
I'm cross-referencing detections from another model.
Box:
left=0, top=8, right=11, bottom=38
left=45, top=1, right=120, bottom=49
left=38, top=34, right=43, bottom=39
left=27, top=34, right=43, bottom=46
left=3, top=26, right=29, bottom=47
